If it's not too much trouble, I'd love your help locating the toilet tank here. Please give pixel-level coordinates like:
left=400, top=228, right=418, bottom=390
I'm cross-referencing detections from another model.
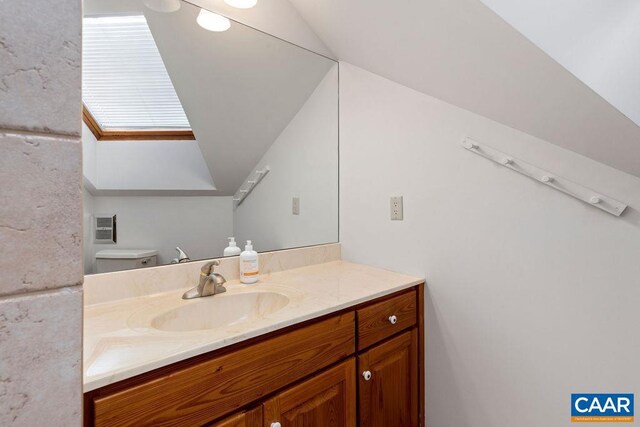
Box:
left=95, top=249, right=158, bottom=274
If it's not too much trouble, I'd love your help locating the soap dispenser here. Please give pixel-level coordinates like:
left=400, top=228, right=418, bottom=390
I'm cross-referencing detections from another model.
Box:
left=223, top=237, right=242, bottom=257
left=240, top=240, right=259, bottom=284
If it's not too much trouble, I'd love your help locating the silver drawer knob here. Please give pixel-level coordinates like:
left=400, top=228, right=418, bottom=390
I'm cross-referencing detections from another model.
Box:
left=271, top=423, right=281, bottom=427
left=388, top=315, right=398, bottom=324
left=362, top=370, right=372, bottom=381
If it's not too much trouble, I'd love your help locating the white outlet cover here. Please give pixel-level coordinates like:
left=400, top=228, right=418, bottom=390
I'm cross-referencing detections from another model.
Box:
left=292, top=197, right=300, bottom=215
left=390, top=196, right=403, bottom=220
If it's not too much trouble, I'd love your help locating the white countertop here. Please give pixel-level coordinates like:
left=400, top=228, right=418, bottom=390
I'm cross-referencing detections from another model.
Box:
left=83, top=260, right=423, bottom=392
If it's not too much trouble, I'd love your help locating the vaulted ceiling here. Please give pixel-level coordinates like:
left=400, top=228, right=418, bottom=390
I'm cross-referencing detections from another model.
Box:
left=85, top=0, right=640, bottom=180
left=288, top=0, right=640, bottom=178
left=84, top=0, right=335, bottom=195
left=479, top=0, right=640, bottom=128
left=146, top=1, right=335, bottom=194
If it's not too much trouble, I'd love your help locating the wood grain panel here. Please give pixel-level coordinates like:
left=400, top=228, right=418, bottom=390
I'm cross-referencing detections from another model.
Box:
left=263, top=359, right=356, bottom=427
left=82, top=106, right=103, bottom=140
left=357, top=290, right=416, bottom=349
left=82, top=105, right=195, bottom=141
left=98, top=129, right=196, bottom=141
left=210, top=407, right=262, bottom=427
left=93, top=313, right=355, bottom=427
left=417, top=284, right=425, bottom=427
left=358, top=330, right=418, bottom=427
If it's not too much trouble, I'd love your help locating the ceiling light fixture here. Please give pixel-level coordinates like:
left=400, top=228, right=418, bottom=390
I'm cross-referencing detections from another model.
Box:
left=143, top=0, right=181, bottom=13
left=196, top=9, right=231, bottom=32
left=224, top=0, right=258, bottom=9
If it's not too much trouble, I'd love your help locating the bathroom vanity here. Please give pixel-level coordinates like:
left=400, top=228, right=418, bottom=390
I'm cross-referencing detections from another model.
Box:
left=82, top=259, right=425, bottom=427
left=76, top=0, right=418, bottom=424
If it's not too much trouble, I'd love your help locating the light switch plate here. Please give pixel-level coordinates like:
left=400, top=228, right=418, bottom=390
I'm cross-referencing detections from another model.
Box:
left=292, top=197, right=300, bottom=215
left=390, top=196, right=403, bottom=220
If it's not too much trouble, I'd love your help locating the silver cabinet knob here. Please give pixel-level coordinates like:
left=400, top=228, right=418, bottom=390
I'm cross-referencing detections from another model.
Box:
left=362, top=370, right=372, bottom=381
left=271, top=423, right=281, bottom=427
left=388, top=315, right=398, bottom=325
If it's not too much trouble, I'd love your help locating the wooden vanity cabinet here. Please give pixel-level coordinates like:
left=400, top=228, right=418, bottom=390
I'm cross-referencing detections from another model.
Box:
left=84, top=284, right=424, bottom=427
left=263, top=359, right=357, bottom=427
left=358, top=330, right=418, bottom=427
left=357, top=291, right=417, bottom=350
left=210, top=407, right=262, bottom=427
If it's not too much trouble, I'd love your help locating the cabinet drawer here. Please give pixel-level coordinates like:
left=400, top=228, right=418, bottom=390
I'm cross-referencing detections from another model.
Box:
left=92, top=313, right=355, bottom=427
left=357, top=290, right=416, bottom=349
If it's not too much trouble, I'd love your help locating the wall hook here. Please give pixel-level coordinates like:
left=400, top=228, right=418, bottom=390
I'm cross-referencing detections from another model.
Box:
left=233, top=166, right=271, bottom=208
left=461, top=137, right=627, bottom=217
left=462, top=140, right=478, bottom=150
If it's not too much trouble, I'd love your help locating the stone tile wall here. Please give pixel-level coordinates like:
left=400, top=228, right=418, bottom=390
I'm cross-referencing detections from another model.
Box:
left=0, top=1, right=83, bottom=425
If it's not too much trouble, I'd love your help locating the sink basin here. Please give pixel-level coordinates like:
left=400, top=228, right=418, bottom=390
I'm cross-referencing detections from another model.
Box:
left=150, top=291, right=290, bottom=332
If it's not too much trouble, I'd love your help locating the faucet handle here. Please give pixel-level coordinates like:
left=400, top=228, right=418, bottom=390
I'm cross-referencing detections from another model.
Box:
left=212, top=274, right=227, bottom=294
left=200, top=260, right=220, bottom=275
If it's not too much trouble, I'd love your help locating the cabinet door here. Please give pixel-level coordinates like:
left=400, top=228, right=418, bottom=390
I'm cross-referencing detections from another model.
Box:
left=358, top=329, right=418, bottom=427
left=263, top=359, right=356, bottom=427
left=211, top=407, right=262, bottom=427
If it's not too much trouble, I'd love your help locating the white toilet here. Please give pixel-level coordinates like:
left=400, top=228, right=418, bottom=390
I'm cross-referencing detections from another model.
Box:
left=95, top=249, right=158, bottom=274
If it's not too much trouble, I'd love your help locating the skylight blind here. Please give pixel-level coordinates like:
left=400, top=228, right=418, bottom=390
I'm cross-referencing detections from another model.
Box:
left=83, top=15, right=191, bottom=130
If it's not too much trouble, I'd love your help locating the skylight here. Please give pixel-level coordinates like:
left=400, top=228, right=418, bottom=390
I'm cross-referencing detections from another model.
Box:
left=82, top=15, right=191, bottom=131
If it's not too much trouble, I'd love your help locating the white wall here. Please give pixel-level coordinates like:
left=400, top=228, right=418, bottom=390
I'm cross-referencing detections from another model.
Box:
left=479, top=0, right=640, bottom=127
left=233, top=64, right=339, bottom=253
left=96, top=142, right=215, bottom=192
left=85, top=196, right=233, bottom=273
left=83, top=124, right=97, bottom=188
left=288, top=0, right=640, bottom=181
left=339, top=63, right=640, bottom=426
left=82, top=123, right=215, bottom=193
left=83, top=188, right=95, bottom=274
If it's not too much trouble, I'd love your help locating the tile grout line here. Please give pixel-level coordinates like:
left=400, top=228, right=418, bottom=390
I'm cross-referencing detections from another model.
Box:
left=0, top=283, right=83, bottom=302
left=0, top=126, right=81, bottom=140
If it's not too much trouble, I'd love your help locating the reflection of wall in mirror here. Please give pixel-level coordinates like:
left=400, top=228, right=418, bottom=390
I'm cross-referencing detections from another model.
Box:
left=81, top=122, right=233, bottom=274
left=82, top=191, right=233, bottom=274
left=233, top=64, right=339, bottom=252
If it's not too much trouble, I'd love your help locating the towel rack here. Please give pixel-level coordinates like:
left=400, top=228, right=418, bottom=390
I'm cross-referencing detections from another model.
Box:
left=233, top=166, right=270, bottom=208
left=461, top=137, right=627, bottom=217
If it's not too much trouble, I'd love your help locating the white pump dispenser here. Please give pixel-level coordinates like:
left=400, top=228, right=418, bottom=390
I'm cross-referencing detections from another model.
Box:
left=239, top=240, right=259, bottom=284
left=223, top=237, right=242, bottom=257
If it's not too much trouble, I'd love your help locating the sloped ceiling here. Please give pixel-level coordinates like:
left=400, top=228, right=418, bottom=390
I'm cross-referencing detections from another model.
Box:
left=478, top=0, right=640, bottom=128
left=146, top=2, right=335, bottom=194
left=288, top=0, right=640, bottom=178
left=85, top=0, right=333, bottom=58
left=85, top=0, right=335, bottom=195
left=191, top=0, right=334, bottom=58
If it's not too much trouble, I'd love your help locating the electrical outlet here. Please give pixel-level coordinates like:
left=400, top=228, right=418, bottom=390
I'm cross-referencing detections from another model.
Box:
left=292, top=197, right=300, bottom=215
left=390, top=196, right=403, bottom=220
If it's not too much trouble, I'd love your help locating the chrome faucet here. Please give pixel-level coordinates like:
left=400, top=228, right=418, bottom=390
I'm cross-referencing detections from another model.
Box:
left=182, top=260, right=227, bottom=299
left=172, top=247, right=191, bottom=264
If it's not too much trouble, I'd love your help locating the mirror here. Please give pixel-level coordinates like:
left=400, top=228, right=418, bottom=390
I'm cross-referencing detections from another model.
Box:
left=81, top=0, right=338, bottom=274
